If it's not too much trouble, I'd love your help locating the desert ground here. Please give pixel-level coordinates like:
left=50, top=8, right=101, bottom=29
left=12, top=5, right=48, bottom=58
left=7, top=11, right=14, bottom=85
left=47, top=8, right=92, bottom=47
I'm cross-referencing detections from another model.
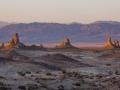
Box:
left=0, top=47, right=120, bottom=90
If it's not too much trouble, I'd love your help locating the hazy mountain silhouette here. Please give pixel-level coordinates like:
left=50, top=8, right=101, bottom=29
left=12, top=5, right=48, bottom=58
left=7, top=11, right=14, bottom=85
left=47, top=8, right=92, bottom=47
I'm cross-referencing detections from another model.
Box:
left=0, top=21, right=17, bottom=29
left=0, top=21, right=120, bottom=43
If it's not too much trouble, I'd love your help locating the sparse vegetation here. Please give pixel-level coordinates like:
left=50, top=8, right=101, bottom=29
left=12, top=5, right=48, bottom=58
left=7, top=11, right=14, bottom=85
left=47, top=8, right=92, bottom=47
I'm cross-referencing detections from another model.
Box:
left=0, top=76, right=5, bottom=79
left=26, top=71, right=31, bottom=74
left=74, top=82, right=81, bottom=86
left=58, top=85, right=64, bottom=90
left=96, top=74, right=102, bottom=78
left=61, top=69, right=66, bottom=74
left=28, top=84, right=39, bottom=90
left=115, top=70, right=119, bottom=75
left=18, top=85, right=26, bottom=90
left=106, top=63, right=111, bottom=66
left=18, top=71, right=25, bottom=76
left=46, top=72, right=52, bottom=76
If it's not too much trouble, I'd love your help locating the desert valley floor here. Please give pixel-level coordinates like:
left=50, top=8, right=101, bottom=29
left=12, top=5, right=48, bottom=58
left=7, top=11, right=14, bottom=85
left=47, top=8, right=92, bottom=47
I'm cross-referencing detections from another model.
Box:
left=0, top=47, right=120, bottom=90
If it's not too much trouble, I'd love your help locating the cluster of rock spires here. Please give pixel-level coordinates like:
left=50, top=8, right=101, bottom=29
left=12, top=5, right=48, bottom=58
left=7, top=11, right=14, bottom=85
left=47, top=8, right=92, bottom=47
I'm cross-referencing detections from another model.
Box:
left=0, top=33, right=120, bottom=49
left=0, top=33, right=44, bottom=49
left=55, top=38, right=73, bottom=48
left=6, top=33, right=25, bottom=48
left=104, top=37, right=119, bottom=48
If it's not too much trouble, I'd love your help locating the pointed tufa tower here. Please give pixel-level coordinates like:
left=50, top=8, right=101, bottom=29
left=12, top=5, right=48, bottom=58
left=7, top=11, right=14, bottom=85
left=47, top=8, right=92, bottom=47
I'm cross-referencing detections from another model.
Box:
left=7, top=33, right=20, bottom=47
left=64, top=38, right=71, bottom=46
left=6, top=33, right=25, bottom=48
left=105, top=37, right=113, bottom=47
left=14, top=33, right=19, bottom=44
left=104, top=37, right=120, bottom=48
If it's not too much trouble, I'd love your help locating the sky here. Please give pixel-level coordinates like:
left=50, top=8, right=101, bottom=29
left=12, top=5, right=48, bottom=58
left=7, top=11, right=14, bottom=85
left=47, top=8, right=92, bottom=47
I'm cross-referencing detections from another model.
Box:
left=0, top=0, right=120, bottom=24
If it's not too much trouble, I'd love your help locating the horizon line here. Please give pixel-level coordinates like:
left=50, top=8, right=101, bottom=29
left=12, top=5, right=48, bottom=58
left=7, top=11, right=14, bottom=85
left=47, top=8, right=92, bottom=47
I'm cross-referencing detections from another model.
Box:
left=1, top=20, right=120, bottom=25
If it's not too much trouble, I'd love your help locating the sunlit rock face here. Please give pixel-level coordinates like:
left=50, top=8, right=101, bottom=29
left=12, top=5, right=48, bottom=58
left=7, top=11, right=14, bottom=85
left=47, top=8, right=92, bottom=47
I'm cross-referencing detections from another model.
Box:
left=56, top=38, right=73, bottom=48
left=6, top=33, right=25, bottom=48
left=104, top=37, right=119, bottom=48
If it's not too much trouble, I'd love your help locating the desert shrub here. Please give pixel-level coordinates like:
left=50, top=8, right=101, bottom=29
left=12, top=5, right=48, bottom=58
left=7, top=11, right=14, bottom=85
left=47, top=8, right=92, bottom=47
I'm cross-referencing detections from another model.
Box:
left=36, top=71, right=39, bottom=74
left=0, top=82, right=3, bottom=85
left=56, top=68, right=62, bottom=71
left=106, top=64, right=111, bottom=66
left=108, top=71, right=113, bottom=75
left=61, top=69, right=66, bottom=74
left=73, top=72, right=79, bottom=77
left=46, top=72, right=52, bottom=76
left=96, top=74, right=102, bottom=78
left=74, top=82, right=81, bottom=86
left=28, top=84, right=38, bottom=90
left=58, top=85, right=64, bottom=90
left=89, top=76, right=94, bottom=79
left=35, top=77, right=47, bottom=80
left=18, top=85, right=26, bottom=90
left=26, top=71, right=31, bottom=74
left=18, top=71, right=25, bottom=76
left=0, top=76, right=5, bottom=79
left=112, top=77, right=116, bottom=79
left=0, top=86, right=7, bottom=90
left=115, top=70, right=119, bottom=75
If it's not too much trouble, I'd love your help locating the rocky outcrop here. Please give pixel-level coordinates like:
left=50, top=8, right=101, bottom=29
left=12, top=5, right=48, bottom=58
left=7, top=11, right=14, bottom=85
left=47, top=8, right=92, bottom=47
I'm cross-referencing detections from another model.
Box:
left=6, top=33, right=25, bottom=48
left=104, top=37, right=119, bottom=48
left=56, top=38, right=73, bottom=48
left=0, top=43, right=4, bottom=48
left=40, top=44, right=43, bottom=47
left=14, top=33, right=19, bottom=44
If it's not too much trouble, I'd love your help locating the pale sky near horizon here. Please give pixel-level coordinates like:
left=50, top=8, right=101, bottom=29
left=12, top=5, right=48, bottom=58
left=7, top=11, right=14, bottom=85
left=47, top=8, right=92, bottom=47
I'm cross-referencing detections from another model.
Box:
left=0, top=0, right=120, bottom=23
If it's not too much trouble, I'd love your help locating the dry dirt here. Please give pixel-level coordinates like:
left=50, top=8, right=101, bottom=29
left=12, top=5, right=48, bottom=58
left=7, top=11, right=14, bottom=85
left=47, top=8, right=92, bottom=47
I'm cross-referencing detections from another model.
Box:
left=0, top=48, right=120, bottom=90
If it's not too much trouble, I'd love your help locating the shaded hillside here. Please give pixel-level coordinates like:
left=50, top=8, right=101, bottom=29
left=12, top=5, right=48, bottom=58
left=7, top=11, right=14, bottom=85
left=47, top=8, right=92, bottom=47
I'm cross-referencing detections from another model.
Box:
left=0, top=21, right=120, bottom=43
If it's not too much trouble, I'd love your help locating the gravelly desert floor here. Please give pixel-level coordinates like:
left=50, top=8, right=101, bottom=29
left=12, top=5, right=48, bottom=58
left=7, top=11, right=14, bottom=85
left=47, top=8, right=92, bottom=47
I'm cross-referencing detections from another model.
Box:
left=0, top=48, right=120, bottom=90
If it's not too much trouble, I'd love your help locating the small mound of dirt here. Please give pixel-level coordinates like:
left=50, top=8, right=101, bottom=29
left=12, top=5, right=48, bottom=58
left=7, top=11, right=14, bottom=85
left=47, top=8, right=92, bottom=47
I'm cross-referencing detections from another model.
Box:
left=2, top=50, right=28, bottom=60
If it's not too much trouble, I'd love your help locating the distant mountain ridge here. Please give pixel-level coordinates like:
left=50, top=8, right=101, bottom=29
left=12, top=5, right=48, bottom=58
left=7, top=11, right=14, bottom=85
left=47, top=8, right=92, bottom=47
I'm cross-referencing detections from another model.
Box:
left=0, top=21, right=16, bottom=29
left=0, top=21, right=120, bottom=44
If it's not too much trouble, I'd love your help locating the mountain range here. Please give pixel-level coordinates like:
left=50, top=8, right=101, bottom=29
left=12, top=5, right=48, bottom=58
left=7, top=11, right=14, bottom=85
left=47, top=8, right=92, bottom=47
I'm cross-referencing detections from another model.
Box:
left=0, top=21, right=12, bottom=29
left=0, top=21, right=120, bottom=44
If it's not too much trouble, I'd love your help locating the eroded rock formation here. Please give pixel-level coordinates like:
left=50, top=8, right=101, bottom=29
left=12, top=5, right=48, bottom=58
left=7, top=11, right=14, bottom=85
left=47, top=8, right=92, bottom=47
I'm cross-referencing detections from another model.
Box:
left=40, top=44, right=43, bottom=47
left=0, top=43, right=4, bottom=48
left=56, top=38, right=73, bottom=48
left=6, top=33, right=25, bottom=48
left=14, top=33, right=19, bottom=44
left=104, top=37, right=119, bottom=48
